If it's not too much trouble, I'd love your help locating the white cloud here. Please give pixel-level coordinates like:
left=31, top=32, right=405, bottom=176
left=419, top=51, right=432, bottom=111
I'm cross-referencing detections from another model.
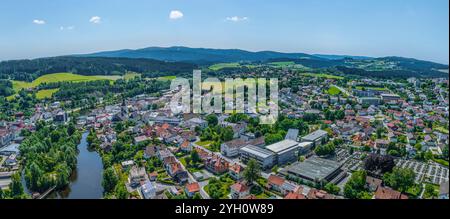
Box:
left=33, top=19, right=46, bottom=25
left=60, top=26, right=75, bottom=31
left=89, top=16, right=101, bottom=24
left=169, top=10, right=184, bottom=20
left=226, top=16, right=248, bottom=22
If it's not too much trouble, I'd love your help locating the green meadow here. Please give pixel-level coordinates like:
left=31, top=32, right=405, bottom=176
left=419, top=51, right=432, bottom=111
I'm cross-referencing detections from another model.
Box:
left=300, top=73, right=344, bottom=80
left=209, top=63, right=241, bottom=71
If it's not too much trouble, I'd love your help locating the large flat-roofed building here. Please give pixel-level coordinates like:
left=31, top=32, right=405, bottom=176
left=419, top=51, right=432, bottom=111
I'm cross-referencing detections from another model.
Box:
left=298, top=141, right=314, bottom=155
left=240, top=145, right=275, bottom=169
left=266, top=139, right=300, bottom=165
left=280, top=157, right=345, bottom=184
left=380, top=94, right=401, bottom=103
left=358, top=97, right=381, bottom=106
left=301, top=130, right=328, bottom=147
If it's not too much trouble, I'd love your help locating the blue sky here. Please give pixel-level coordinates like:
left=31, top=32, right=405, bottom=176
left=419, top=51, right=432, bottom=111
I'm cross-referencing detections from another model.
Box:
left=0, top=0, right=448, bottom=64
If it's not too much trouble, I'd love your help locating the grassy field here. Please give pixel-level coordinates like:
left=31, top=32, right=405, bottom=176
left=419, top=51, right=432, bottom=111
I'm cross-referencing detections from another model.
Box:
left=157, top=75, right=177, bottom=81
left=300, top=73, right=344, bottom=80
left=7, top=72, right=119, bottom=100
left=209, top=63, right=241, bottom=71
left=12, top=73, right=115, bottom=92
left=434, top=126, right=449, bottom=134
left=36, top=89, right=60, bottom=99
left=327, top=85, right=342, bottom=95
left=269, top=61, right=295, bottom=67
left=355, top=86, right=388, bottom=91
left=196, top=140, right=214, bottom=147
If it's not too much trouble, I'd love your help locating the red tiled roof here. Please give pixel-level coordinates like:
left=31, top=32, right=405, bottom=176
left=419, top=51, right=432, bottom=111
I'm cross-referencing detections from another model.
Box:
left=231, top=182, right=249, bottom=193
left=268, top=175, right=285, bottom=186
left=186, top=182, right=200, bottom=193
left=374, top=187, right=408, bottom=199
left=285, top=192, right=306, bottom=199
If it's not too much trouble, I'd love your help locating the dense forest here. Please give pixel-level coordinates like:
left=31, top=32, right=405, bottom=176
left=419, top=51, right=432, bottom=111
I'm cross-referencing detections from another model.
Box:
left=0, top=56, right=197, bottom=81
left=20, top=121, right=81, bottom=193
left=335, top=66, right=448, bottom=79
left=0, top=79, right=14, bottom=96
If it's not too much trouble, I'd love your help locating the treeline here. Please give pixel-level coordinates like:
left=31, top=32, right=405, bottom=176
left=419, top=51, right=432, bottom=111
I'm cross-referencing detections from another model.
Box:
left=336, top=66, right=448, bottom=79
left=20, top=121, right=81, bottom=193
left=0, top=56, right=197, bottom=81
left=0, top=79, right=14, bottom=97
left=51, top=78, right=170, bottom=101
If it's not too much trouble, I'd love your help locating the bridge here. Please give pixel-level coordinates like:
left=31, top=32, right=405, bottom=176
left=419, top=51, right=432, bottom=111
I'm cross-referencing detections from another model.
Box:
left=37, top=186, right=57, bottom=199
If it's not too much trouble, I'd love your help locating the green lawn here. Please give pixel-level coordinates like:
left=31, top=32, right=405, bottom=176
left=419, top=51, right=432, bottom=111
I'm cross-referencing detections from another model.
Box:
left=434, top=126, right=449, bottom=134
left=355, top=86, right=388, bottom=91
left=327, top=85, right=342, bottom=95
left=204, top=175, right=235, bottom=199
left=8, top=73, right=119, bottom=100
left=36, top=89, right=60, bottom=99
left=157, top=75, right=177, bottom=81
left=209, top=63, right=240, bottom=71
left=300, top=73, right=344, bottom=80
left=269, top=61, right=295, bottom=67
left=196, top=140, right=214, bottom=147
left=423, top=183, right=440, bottom=199
left=123, top=72, right=141, bottom=80
left=12, top=73, right=116, bottom=92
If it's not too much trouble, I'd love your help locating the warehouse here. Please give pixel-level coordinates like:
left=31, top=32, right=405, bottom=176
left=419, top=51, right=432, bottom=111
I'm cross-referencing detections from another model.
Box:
left=280, top=157, right=346, bottom=184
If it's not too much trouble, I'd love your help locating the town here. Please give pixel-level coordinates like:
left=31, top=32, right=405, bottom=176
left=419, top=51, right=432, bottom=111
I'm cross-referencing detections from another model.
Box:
left=1, top=67, right=448, bottom=200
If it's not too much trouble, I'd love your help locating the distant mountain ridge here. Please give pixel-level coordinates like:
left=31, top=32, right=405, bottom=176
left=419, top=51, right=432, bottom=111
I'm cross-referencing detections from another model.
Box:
left=79, top=46, right=447, bottom=66
left=79, top=46, right=324, bottom=64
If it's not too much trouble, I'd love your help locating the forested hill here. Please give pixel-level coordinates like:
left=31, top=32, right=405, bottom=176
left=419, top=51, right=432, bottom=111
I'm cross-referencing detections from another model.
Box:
left=0, top=56, right=197, bottom=81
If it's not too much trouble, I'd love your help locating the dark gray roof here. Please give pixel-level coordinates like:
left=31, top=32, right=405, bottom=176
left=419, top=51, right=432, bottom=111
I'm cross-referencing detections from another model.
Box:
left=302, top=130, right=328, bottom=142
left=284, top=157, right=342, bottom=181
left=285, top=129, right=299, bottom=141
left=240, top=145, right=274, bottom=159
left=266, top=139, right=299, bottom=154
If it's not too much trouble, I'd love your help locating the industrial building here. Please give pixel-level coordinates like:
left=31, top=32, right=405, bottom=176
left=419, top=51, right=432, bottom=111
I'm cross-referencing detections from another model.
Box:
left=280, top=157, right=346, bottom=184
left=266, top=139, right=300, bottom=165
left=239, top=145, right=276, bottom=169
left=301, top=130, right=328, bottom=147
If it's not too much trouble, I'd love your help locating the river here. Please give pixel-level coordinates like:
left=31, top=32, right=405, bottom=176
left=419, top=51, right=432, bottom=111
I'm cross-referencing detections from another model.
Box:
left=46, top=131, right=104, bottom=199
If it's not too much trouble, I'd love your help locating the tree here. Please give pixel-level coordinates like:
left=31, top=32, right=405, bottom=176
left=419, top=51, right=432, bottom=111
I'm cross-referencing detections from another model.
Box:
left=442, top=145, right=449, bottom=160
left=324, top=183, right=341, bottom=195
left=344, top=170, right=370, bottom=199
left=190, top=150, right=201, bottom=164
left=315, top=143, right=335, bottom=156
left=271, top=165, right=279, bottom=174
left=383, top=167, right=416, bottom=193
left=243, top=159, right=261, bottom=184
left=192, top=192, right=202, bottom=199
left=67, top=122, right=76, bottom=136
left=115, top=181, right=129, bottom=199
left=102, top=167, right=119, bottom=193
left=10, top=173, right=25, bottom=199
left=220, top=126, right=234, bottom=142
left=0, top=186, right=4, bottom=199
left=205, top=114, right=218, bottom=126
left=424, top=184, right=438, bottom=199
left=364, top=153, right=395, bottom=174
